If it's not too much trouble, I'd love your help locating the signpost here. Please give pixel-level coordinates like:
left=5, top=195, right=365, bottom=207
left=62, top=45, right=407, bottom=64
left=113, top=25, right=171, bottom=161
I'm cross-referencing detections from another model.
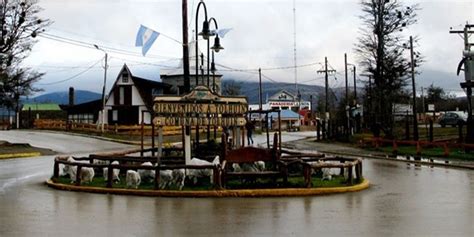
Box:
left=153, top=86, right=248, bottom=164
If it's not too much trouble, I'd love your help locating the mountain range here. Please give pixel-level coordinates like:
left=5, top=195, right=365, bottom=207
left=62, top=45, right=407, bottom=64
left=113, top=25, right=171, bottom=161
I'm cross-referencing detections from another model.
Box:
left=25, top=81, right=347, bottom=106
left=26, top=81, right=343, bottom=105
left=23, top=90, right=102, bottom=105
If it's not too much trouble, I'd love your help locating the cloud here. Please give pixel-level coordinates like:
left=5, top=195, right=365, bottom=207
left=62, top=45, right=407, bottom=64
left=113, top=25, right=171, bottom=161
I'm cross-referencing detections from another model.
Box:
left=22, top=0, right=474, bottom=96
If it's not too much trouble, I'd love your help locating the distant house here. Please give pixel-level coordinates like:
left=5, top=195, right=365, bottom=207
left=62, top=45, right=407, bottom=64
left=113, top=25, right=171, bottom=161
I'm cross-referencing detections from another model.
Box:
left=268, top=109, right=301, bottom=130
left=248, top=90, right=310, bottom=127
left=21, top=103, right=65, bottom=128
left=61, top=99, right=102, bottom=124
left=103, top=64, right=172, bottom=125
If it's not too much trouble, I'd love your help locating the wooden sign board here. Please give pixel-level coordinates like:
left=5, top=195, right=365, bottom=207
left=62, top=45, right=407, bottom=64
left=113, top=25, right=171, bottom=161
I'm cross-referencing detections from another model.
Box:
left=153, top=86, right=248, bottom=127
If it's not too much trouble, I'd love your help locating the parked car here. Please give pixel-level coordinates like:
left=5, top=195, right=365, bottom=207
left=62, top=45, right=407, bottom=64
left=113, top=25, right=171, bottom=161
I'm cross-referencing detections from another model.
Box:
left=438, top=112, right=467, bottom=127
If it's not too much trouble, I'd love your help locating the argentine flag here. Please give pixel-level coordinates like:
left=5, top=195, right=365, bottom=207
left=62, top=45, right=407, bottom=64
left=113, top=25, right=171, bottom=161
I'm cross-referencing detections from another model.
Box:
left=135, top=25, right=160, bottom=56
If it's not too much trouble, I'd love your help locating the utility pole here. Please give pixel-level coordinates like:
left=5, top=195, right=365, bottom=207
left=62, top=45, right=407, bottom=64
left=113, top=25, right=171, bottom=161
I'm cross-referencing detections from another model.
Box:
left=325, top=57, right=328, bottom=119
left=94, top=44, right=108, bottom=134
left=182, top=0, right=192, bottom=164
left=317, top=57, right=336, bottom=119
left=450, top=23, right=474, bottom=145
left=410, top=36, right=419, bottom=141
left=182, top=0, right=190, bottom=93
left=259, top=68, right=262, bottom=110
left=344, top=53, right=349, bottom=136
left=353, top=65, right=357, bottom=106
left=101, top=53, right=108, bottom=133
left=344, top=53, right=348, bottom=105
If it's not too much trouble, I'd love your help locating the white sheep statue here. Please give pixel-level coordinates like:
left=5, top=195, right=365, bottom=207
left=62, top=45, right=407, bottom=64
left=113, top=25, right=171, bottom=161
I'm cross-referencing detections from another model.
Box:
left=171, top=168, right=186, bottom=190
left=138, top=162, right=156, bottom=183
left=126, top=170, right=141, bottom=189
left=63, top=157, right=95, bottom=184
left=187, top=156, right=219, bottom=185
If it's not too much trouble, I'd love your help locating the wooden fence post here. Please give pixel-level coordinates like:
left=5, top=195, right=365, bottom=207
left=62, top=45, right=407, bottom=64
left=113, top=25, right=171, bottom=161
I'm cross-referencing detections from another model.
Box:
left=429, top=119, right=434, bottom=142
left=75, top=165, right=82, bottom=186
left=154, top=166, right=160, bottom=190
left=443, top=143, right=450, bottom=157
left=392, top=140, right=398, bottom=156
left=416, top=141, right=421, bottom=156
left=347, top=166, right=353, bottom=185
left=53, top=160, right=59, bottom=179
left=322, top=120, right=326, bottom=140
left=316, top=119, right=321, bottom=141
left=106, top=163, right=113, bottom=188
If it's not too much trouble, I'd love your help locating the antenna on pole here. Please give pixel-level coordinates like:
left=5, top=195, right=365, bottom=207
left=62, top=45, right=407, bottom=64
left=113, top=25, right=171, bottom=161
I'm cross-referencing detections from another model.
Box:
left=293, top=0, right=297, bottom=93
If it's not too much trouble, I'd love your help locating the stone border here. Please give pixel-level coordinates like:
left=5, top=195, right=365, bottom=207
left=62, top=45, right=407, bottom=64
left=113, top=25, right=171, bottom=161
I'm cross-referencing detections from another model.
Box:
left=45, top=179, right=369, bottom=197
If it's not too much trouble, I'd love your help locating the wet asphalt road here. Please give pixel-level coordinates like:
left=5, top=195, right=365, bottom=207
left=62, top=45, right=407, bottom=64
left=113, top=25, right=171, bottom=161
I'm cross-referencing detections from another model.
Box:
left=1, top=131, right=473, bottom=236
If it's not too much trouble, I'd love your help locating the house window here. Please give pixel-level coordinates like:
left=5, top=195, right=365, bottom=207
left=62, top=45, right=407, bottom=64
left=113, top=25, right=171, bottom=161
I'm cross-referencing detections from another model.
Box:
left=112, top=110, right=118, bottom=121
left=119, top=87, right=125, bottom=105
left=122, top=72, right=129, bottom=83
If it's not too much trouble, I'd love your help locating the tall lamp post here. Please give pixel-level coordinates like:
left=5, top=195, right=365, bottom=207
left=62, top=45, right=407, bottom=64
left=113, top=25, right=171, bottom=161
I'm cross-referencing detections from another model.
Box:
left=208, top=17, right=224, bottom=90
left=195, top=0, right=212, bottom=87
left=207, top=17, right=224, bottom=141
left=94, top=44, right=108, bottom=133
left=195, top=0, right=224, bottom=144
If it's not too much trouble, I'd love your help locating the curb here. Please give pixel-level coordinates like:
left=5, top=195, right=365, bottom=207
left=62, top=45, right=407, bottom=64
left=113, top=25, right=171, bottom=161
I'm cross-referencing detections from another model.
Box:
left=45, top=179, right=370, bottom=198
left=0, top=152, right=41, bottom=159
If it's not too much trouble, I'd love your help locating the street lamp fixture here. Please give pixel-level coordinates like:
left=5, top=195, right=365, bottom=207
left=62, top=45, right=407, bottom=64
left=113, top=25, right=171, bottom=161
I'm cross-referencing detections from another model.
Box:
left=210, top=35, right=224, bottom=52
left=195, top=0, right=209, bottom=87
left=198, top=20, right=213, bottom=40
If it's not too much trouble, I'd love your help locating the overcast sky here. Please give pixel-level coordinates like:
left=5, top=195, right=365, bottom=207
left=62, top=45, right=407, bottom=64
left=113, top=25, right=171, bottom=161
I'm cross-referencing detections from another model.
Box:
left=23, top=0, right=474, bottom=97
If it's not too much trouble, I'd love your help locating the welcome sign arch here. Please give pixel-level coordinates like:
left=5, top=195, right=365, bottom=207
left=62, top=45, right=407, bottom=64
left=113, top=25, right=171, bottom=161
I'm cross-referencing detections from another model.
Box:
left=153, top=86, right=248, bottom=163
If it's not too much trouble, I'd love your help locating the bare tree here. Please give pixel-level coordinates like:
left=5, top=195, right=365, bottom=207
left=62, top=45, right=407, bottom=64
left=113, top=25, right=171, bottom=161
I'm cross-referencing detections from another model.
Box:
left=0, top=0, right=50, bottom=125
left=222, top=80, right=242, bottom=96
left=354, top=0, right=421, bottom=138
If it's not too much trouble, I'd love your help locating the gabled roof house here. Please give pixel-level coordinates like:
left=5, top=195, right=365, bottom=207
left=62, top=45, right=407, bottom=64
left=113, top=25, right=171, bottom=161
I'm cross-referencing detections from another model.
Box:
left=103, top=64, right=171, bottom=125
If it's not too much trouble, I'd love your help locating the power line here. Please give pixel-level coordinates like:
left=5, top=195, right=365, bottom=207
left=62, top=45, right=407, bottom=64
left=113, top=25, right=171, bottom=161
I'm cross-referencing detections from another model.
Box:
left=38, top=32, right=180, bottom=60
left=37, top=58, right=103, bottom=85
